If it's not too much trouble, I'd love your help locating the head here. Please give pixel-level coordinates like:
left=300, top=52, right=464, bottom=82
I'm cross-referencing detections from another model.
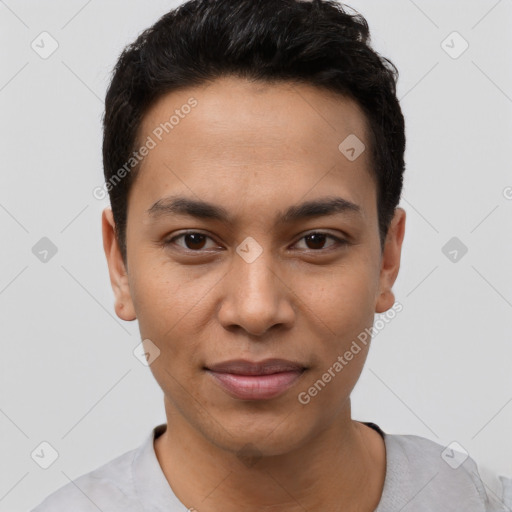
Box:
left=102, top=0, right=406, bottom=457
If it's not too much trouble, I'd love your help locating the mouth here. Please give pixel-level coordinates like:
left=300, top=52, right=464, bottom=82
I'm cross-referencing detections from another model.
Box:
left=204, top=358, right=308, bottom=400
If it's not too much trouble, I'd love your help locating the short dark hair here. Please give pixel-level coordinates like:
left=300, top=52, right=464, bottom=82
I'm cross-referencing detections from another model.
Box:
left=102, top=0, right=405, bottom=265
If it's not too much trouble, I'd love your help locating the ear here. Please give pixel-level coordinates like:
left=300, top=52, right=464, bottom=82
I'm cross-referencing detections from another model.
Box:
left=375, top=207, right=406, bottom=314
left=102, top=207, right=137, bottom=321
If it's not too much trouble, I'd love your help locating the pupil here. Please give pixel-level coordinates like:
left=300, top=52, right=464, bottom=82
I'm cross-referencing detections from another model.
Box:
left=186, top=233, right=206, bottom=250
left=307, top=233, right=325, bottom=249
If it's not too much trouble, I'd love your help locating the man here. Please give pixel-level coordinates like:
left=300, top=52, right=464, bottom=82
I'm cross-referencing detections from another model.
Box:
left=31, top=0, right=511, bottom=510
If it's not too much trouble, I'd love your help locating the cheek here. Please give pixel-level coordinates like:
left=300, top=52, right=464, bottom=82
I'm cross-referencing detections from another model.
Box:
left=131, top=269, right=206, bottom=398
left=296, top=269, right=375, bottom=412
left=128, top=257, right=226, bottom=377
left=294, top=259, right=377, bottom=334
left=129, top=266, right=199, bottom=353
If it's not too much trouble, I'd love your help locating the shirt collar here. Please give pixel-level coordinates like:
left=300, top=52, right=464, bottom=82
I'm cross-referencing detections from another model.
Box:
left=132, top=423, right=189, bottom=511
left=132, top=422, right=396, bottom=511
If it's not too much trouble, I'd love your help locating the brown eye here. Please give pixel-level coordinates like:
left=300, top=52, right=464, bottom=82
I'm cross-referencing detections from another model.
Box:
left=183, top=233, right=207, bottom=250
left=294, top=232, right=347, bottom=251
left=166, top=232, right=217, bottom=251
left=305, top=233, right=328, bottom=250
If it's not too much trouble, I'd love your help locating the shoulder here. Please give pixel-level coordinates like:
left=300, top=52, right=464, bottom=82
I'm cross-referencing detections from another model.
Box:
left=380, top=432, right=512, bottom=512
left=30, top=445, right=140, bottom=512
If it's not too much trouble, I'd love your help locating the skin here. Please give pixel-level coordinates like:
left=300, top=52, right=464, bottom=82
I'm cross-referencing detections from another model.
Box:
left=102, top=75, right=406, bottom=512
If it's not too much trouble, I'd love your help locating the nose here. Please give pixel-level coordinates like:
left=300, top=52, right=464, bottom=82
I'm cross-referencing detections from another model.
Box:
left=217, top=248, right=296, bottom=337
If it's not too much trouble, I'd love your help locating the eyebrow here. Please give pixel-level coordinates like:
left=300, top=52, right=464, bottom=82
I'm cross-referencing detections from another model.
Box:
left=146, top=195, right=362, bottom=225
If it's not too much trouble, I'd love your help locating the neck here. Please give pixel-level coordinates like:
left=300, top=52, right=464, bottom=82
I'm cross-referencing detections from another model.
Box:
left=154, top=398, right=386, bottom=512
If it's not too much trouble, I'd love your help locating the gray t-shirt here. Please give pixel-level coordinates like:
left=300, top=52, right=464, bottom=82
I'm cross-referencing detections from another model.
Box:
left=31, top=422, right=512, bottom=512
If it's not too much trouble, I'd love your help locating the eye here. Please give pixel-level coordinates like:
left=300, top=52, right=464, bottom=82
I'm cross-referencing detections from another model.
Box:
left=293, top=232, right=347, bottom=251
left=164, top=230, right=348, bottom=253
left=165, top=232, right=219, bottom=251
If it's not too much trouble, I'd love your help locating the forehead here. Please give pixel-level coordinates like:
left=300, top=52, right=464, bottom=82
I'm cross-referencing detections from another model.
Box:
left=138, top=75, right=370, bottom=156
left=130, top=76, right=375, bottom=218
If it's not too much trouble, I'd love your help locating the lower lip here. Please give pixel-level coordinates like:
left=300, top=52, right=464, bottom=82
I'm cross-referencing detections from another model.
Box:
left=206, top=369, right=305, bottom=400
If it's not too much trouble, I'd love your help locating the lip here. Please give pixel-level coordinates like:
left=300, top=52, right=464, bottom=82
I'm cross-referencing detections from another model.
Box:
left=206, top=358, right=306, bottom=375
left=205, top=358, right=307, bottom=400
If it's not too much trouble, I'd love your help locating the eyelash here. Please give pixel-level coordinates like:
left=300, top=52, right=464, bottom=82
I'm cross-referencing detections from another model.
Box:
left=164, top=231, right=348, bottom=253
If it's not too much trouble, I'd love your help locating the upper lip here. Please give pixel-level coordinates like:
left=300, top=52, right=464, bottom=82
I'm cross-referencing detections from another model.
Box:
left=205, top=358, right=307, bottom=375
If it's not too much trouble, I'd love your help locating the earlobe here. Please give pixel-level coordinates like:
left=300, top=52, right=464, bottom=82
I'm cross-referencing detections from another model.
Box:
left=374, top=207, right=406, bottom=314
left=115, top=300, right=137, bottom=322
left=375, top=290, right=396, bottom=314
left=101, top=207, right=137, bottom=322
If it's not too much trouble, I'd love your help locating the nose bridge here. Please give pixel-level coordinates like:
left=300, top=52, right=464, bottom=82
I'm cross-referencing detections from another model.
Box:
left=218, top=236, right=294, bottom=335
left=234, top=238, right=279, bottom=304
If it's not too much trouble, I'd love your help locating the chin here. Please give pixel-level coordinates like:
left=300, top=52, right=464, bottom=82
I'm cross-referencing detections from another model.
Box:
left=203, top=413, right=310, bottom=458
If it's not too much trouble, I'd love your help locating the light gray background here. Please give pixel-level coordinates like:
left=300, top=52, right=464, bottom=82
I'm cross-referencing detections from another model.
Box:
left=1, top=1, right=511, bottom=510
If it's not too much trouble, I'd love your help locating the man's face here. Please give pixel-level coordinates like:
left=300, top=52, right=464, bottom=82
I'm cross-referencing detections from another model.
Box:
left=103, top=76, right=404, bottom=456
